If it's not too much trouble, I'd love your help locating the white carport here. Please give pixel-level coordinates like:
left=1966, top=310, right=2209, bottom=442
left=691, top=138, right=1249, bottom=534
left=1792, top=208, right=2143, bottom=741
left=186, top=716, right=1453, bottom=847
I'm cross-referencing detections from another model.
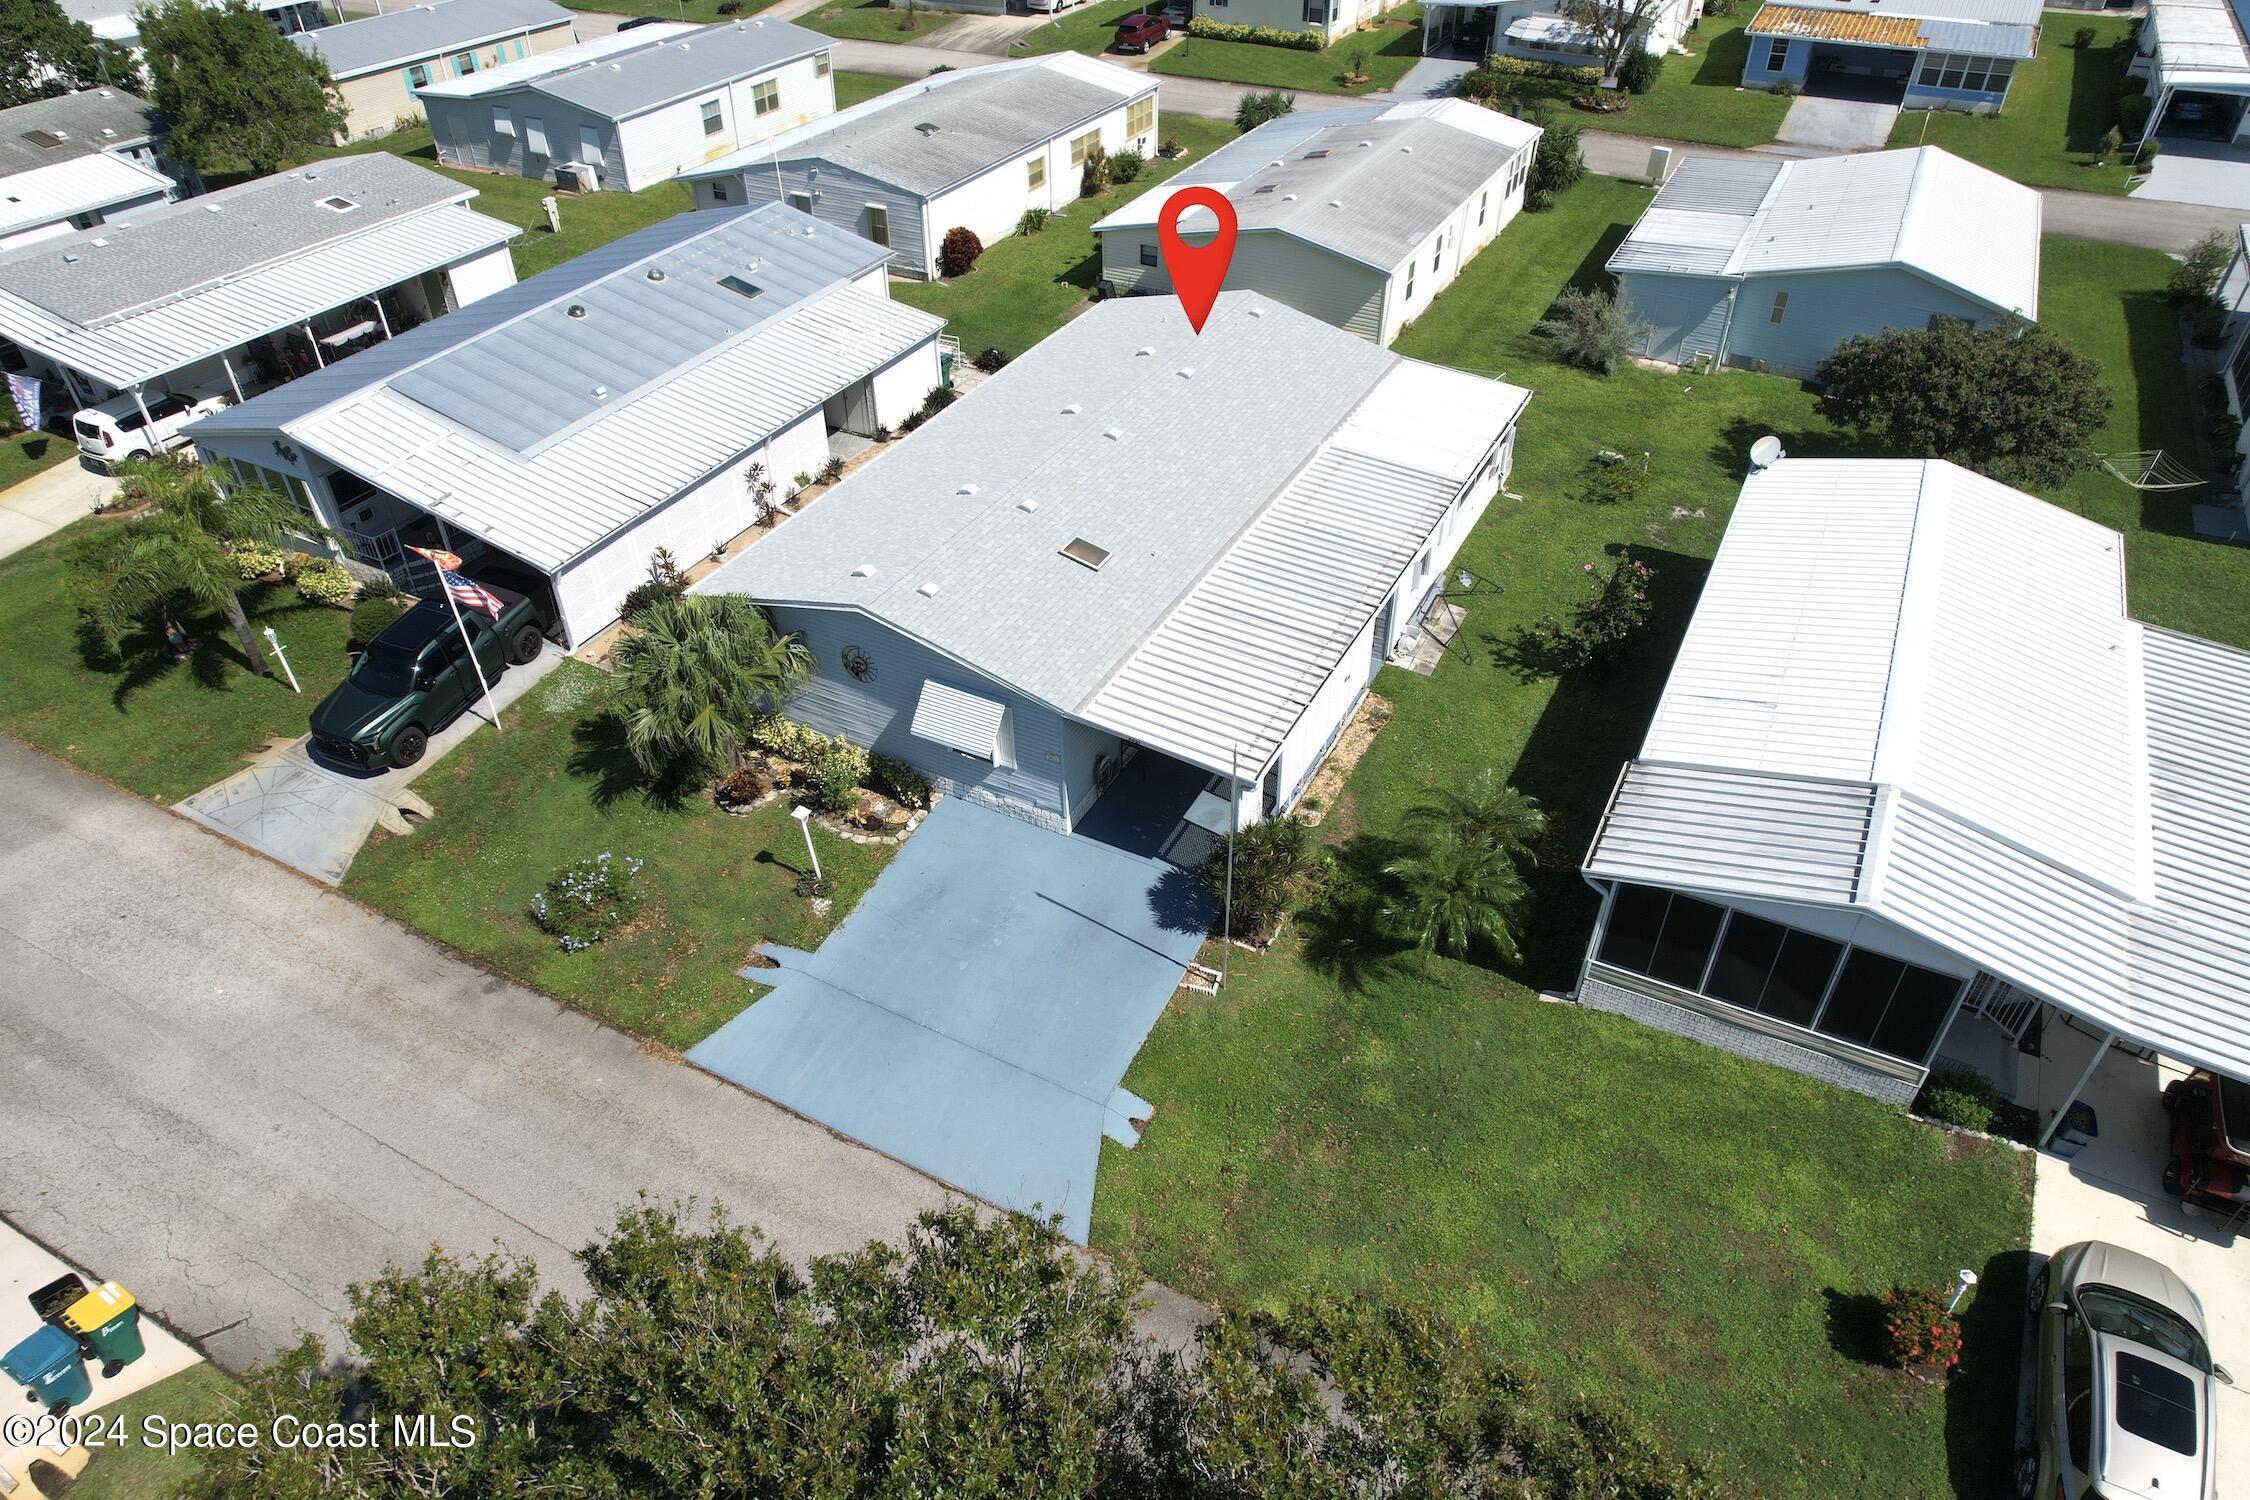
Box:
left=2135, top=0, right=2250, bottom=148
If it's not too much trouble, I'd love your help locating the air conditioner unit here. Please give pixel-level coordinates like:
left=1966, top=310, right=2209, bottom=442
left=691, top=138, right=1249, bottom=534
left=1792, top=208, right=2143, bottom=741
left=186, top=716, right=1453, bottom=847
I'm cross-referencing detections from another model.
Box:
left=555, top=161, right=597, bottom=194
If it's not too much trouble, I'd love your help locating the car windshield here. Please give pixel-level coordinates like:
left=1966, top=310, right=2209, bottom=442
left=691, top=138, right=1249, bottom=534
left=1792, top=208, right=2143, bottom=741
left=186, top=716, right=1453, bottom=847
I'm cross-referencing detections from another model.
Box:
left=2079, top=1287, right=2211, bottom=1372
left=350, top=642, right=420, bottom=697
left=2113, top=1350, right=2199, bottom=1456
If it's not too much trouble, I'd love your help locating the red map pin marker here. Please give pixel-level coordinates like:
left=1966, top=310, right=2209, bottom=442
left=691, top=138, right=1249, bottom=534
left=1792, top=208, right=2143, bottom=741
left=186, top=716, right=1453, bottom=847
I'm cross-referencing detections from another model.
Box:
left=1157, top=186, right=1238, bottom=335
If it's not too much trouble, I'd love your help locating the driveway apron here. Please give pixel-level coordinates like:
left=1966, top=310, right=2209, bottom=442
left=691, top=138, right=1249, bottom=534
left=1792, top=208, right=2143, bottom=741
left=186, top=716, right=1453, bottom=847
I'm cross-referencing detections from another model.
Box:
left=689, top=796, right=1214, bottom=1243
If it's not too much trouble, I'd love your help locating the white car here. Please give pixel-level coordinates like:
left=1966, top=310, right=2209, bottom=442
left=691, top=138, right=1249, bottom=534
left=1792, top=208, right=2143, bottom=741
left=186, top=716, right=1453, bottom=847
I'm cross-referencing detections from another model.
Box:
left=1026, top=0, right=1085, bottom=13
left=2022, top=1240, right=2230, bottom=1500
left=72, top=390, right=229, bottom=469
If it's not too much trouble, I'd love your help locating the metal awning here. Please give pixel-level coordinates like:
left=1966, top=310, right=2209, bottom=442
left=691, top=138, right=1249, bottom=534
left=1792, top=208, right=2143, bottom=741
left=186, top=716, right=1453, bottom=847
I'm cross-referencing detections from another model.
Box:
left=911, top=679, right=1009, bottom=761
left=1506, top=12, right=1600, bottom=45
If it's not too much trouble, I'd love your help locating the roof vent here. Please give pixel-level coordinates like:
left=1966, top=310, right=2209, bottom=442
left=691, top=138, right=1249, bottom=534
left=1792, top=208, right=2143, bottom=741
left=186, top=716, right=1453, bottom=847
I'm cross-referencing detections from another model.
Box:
left=203, top=202, right=222, bottom=212
left=956, top=482, right=979, bottom=496
left=1358, top=139, right=1373, bottom=147
left=611, top=62, right=622, bottom=69
left=1060, top=538, right=1110, bottom=570
left=1400, top=145, right=1412, bottom=154
left=1017, top=497, right=1039, bottom=513
left=89, top=236, right=106, bottom=247
left=1060, top=402, right=1081, bottom=414
left=917, top=580, right=941, bottom=597
left=60, top=251, right=78, bottom=263
left=851, top=562, right=877, bottom=577
left=1305, top=148, right=1330, bottom=159
left=1102, top=426, right=1123, bottom=441
left=1328, top=199, right=1343, bottom=208
left=592, top=384, right=609, bottom=399
left=1176, top=366, right=1194, bottom=378
left=1248, top=306, right=1265, bottom=317
left=566, top=303, right=588, bottom=318
left=1254, top=183, right=1277, bottom=194
left=915, top=121, right=941, bottom=135
left=646, top=266, right=667, bottom=282
left=1133, top=346, right=1154, bottom=357
left=98, top=127, right=115, bottom=139
left=1281, top=193, right=1297, bottom=201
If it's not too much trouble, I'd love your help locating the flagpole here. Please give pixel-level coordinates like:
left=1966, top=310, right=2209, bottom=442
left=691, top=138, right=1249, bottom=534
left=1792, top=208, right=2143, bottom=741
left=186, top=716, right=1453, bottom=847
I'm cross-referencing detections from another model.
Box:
left=425, top=562, right=503, bottom=735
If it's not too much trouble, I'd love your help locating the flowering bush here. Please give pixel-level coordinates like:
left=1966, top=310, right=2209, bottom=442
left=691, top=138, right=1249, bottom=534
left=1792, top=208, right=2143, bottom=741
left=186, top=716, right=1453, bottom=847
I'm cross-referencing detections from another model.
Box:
left=294, top=557, right=355, bottom=606
left=748, top=713, right=831, bottom=763
left=528, top=852, right=645, bottom=953
left=1881, top=1286, right=1965, bottom=1372
left=937, top=226, right=983, bottom=279
left=229, top=539, right=285, bottom=580
left=805, top=739, right=870, bottom=814
left=869, top=753, right=931, bottom=810
left=1514, top=554, right=1656, bottom=674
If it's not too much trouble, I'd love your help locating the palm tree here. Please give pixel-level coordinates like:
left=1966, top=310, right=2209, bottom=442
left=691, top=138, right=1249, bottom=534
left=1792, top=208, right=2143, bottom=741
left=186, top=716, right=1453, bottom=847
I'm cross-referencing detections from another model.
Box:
left=69, top=456, right=320, bottom=677
left=1382, top=824, right=1532, bottom=966
left=1402, top=771, right=1546, bottom=856
left=612, top=593, right=812, bottom=776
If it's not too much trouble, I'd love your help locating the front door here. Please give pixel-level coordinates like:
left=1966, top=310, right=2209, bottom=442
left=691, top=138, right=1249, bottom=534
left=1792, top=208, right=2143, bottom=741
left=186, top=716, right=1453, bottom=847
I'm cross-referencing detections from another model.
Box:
left=1372, top=596, right=1395, bottom=670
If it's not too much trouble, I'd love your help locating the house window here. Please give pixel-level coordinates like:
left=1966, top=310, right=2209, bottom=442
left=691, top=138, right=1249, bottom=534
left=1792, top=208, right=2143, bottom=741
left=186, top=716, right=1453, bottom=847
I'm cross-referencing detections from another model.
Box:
left=404, top=62, right=431, bottom=90
left=1027, top=154, right=1046, bottom=189
left=451, top=50, right=476, bottom=75
left=702, top=97, right=724, bottom=135
left=814, top=50, right=832, bottom=77
left=1303, top=0, right=1327, bottom=20
left=1140, top=242, right=1157, bottom=266
left=866, top=204, right=889, bottom=246
left=1262, top=761, right=1281, bottom=817
left=524, top=116, right=548, bottom=156
left=1127, top=95, right=1154, bottom=138
left=2228, top=325, right=2250, bottom=408
left=579, top=126, right=604, bottom=170
left=1595, top=883, right=1963, bottom=1066
left=711, top=178, right=731, bottom=202
left=787, top=190, right=813, bottom=213
left=1405, top=263, right=1415, bottom=300
left=1477, top=189, right=1488, bottom=225
left=752, top=79, right=780, bottom=116
left=1069, top=129, right=1100, bottom=166
left=1916, top=51, right=2012, bottom=92
left=1763, top=36, right=1788, bottom=72
left=1432, top=232, right=1443, bottom=272
left=1769, top=289, right=1788, bottom=323
left=492, top=105, right=514, bottom=135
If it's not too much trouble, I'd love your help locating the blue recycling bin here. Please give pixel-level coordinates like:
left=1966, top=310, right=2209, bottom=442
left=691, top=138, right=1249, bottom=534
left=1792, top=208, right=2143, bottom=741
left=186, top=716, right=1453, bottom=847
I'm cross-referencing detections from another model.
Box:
left=2, top=1324, right=91, bottom=1412
left=2048, top=1102, right=2100, bottom=1161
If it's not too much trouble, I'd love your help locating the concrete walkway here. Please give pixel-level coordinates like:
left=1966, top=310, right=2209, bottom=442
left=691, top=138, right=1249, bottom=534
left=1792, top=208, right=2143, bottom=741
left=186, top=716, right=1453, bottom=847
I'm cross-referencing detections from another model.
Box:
left=176, top=642, right=565, bottom=885
left=0, top=737, right=1212, bottom=1372
left=0, top=457, right=113, bottom=563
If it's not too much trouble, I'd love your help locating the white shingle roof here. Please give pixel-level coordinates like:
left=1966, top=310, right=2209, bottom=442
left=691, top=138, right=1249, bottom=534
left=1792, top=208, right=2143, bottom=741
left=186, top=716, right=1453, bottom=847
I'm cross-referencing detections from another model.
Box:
left=1587, top=458, right=2250, bottom=1081
left=1609, top=147, right=2041, bottom=319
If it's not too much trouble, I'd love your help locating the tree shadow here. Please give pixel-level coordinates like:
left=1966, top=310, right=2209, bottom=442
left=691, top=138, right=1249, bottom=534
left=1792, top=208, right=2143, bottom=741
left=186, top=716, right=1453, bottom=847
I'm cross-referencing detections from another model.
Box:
left=1059, top=246, right=1104, bottom=293
left=566, top=711, right=703, bottom=812
left=2114, top=288, right=2209, bottom=537
left=1296, top=831, right=1419, bottom=992
left=1146, top=863, right=1217, bottom=937
left=1561, top=219, right=1632, bottom=299
left=1947, top=1247, right=2035, bottom=1500
left=1822, top=1287, right=1891, bottom=1366
left=1704, top=411, right=1879, bottom=480
left=1689, top=19, right=1758, bottom=87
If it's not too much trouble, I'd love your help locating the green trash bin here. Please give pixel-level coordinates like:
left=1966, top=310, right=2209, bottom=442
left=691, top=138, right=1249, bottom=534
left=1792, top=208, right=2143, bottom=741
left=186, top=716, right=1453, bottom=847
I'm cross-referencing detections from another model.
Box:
left=61, top=1283, right=144, bottom=1375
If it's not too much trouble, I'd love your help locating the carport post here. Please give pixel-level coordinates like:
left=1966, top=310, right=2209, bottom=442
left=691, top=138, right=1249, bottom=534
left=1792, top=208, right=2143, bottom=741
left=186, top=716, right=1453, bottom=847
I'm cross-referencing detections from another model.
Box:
left=2039, top=1028, right=2114, bottom=1150
left=303, top=321, right=325, bottom=370
left=1220, top=743, right=1237, bottom=990
left=219, top=351, right=243, bottom=403
left=129, top=384, right=153, bottom=433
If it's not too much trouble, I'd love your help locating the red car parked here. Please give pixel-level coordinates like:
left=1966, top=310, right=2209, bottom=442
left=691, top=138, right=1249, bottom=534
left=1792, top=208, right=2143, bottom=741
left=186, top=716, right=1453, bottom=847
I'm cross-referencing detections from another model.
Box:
left=2162, top=1068, right=2250, bottom=1216
left=1112, top=11, right=1168, bottom=51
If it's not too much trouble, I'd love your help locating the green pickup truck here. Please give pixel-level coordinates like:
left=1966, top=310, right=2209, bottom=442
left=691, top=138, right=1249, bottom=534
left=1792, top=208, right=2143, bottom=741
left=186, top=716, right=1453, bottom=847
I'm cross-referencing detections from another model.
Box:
left=309, top=581, right=551, bottom=772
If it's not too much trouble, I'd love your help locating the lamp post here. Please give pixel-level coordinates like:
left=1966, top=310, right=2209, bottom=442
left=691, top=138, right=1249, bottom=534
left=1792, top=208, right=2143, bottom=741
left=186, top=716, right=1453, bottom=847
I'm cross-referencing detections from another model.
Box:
left=1947, top=1269, right=1979, bottom=1314
left=790, top=803, right=822, bottom=883
left=262, top=626, right=301, bottom=694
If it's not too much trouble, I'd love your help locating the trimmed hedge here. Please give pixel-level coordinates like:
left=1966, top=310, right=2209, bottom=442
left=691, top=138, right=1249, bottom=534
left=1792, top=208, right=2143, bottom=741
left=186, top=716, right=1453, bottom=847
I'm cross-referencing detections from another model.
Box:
left=1186, top=15, right=1323, bottom=50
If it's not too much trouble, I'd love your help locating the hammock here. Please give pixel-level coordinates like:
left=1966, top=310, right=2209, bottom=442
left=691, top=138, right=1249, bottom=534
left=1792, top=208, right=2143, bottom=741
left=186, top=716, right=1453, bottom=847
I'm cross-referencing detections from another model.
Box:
left=2099, top=450, right=2207, bottom=491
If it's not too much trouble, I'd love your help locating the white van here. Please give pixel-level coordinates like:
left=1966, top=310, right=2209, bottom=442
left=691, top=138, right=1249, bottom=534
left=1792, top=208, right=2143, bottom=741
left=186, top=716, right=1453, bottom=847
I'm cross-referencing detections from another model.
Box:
left=1026, top=0, right=1086, bottom=14
left=73, top=390, right=230, bottom=470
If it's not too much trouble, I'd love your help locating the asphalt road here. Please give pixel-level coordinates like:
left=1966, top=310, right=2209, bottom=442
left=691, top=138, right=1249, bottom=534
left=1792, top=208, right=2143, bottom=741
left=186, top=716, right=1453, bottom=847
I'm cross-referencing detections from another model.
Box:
left=0, top=738, right=1205, bottom=1371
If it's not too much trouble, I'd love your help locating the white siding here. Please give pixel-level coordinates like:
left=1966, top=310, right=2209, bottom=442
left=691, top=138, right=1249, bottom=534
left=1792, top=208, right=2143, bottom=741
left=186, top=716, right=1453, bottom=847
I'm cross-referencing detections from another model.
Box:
left=443, top=243, right=518, bottom=306
left=921, top=96, right=1153, bottom=278
left=718, top=157, right=931, bottom=278
left=611, top=52, right=836, bottom=191
left=1104, top=230, right=1387, bottom=341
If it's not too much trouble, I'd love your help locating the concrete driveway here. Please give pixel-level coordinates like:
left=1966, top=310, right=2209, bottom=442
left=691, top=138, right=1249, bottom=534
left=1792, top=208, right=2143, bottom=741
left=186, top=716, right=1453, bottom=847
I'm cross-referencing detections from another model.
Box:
left=689, top=792, right=1214, bottom=1244
left=0, top=737, right=966, bottom=1371
left=0, top=457, right=113, bottom=563
left=176, top=643, right=563, bottom=883
left=2133, top=138, right=2250, bottom=211
left=1776, top=94, right=1900, bottom=151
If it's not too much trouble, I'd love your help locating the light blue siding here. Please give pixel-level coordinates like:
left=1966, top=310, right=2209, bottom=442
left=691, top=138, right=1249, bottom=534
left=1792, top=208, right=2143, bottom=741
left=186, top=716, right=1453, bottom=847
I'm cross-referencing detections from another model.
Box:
left=768, top=605, right=1071, bottom=828
left=1619, top=272, right=1734, bottom=367
left=1723, top=267, right=2003, bottom=378
left=705, top=159, right=930, bottom=279
left=1740, top=35, right=1805, bottom=87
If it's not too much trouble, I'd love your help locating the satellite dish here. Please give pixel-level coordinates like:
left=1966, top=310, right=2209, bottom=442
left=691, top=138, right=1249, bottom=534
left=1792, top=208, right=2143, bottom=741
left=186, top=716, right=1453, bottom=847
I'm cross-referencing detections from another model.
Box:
left=1748, top=435, right=1785, bottom=470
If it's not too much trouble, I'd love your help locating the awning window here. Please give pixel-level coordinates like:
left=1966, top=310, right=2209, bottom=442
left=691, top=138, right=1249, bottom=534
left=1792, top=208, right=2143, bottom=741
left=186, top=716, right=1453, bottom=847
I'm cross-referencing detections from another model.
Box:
left=911, top=679, right=1012, bottom=764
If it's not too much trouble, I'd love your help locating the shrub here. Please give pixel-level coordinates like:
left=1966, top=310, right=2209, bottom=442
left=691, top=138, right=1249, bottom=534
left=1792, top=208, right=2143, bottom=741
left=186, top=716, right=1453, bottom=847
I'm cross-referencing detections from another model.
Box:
left=1768, top=80, right=1799, bottom=98
left=937, top=225, right=983, bottom=278
left=805, top=737, right=869, bottom=814
left=619, top=579, right=677, bottom=624
left=1575, top=449, right=1650, bottom=505
left=281, top=549, right=315, bottom=581
left=1157, top=136, right=1183, bottom=158
left=2138, top=139, right=2162, bottom=167
left=294, top=557, right=354, bottom=605
left=2170, top=228, right=2232, bottom=307
left=713, top=763, right=767, bottom=805
left=1526, top=111, right=1584, bottom=210
left=1617, top=47, right=1664, bottom=94
left=2119, top=90, right=2152, bottom=137
left=1916, top=1067, right=2001, bottom=1133
left=1235, top=89, right=1295, bottom=132
left=1016, top=206, right=1050, bottom=237
left=1079, top=142, right=1111, bottom=197
left=1198, top=816, right=1319, bottom=943
left=973, top=345, right=1011, bottom=373
left=716, top=0, right=742, bottom=10
left=2093, top=125, right=2122, bottom=166
left=1534, top=287, right=1647, bottom=374
left=1188, top=15, right=1322, bottom=49
left=919, top=384, right=957, bottom=420
left=1880, top=1286, right=1965, bottom=1372
left=817, top=455, right=845, bottom=485
left=1703, top=0, right=1734, bottom=15
left=2070, top=24, right=2095, bottom=47
left=869, top=752, right=932, bottom=810
left=749, top=713, right=830, bottom=763
left=1110, top=147, right=1144, bottom=184
left=228, top=538, right=284, bottom=580
left=1459, top=54, right=1598, bottom=102
left=527, top=852, right=645, bottom=953
left=794, top=871, right=836, bottom=899
left=1514, top=554, right=1656, bottom=675
left=346, top=593, right=409, bottom=652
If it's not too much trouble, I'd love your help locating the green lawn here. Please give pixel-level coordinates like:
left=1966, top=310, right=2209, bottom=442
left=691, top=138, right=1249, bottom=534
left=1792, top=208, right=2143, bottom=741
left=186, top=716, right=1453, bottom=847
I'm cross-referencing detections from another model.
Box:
left=342, top=662, right=896, bottom=1049
left=562, top=0, right=780, bottom=23
left=891, top=115, right=1235, bottom=358
left=836, top=68, right=913, bottom=108
left=1150, top=14, right=1426, bottom=96
left=1088, top=176, right=2245, bottom=1497
left=1888, top=17, right=2139, bottom=193
left=0, top=524, right=355, bottom=804
left=0, top=424, right=76, bottom=492
left=1010, top=0, right=1155, bottom=57
left=799, top=0, right=959, bottom=45
left=71, top=1364, right=239, bottom=1500
left=1477, top=11, right=1791, bottom=148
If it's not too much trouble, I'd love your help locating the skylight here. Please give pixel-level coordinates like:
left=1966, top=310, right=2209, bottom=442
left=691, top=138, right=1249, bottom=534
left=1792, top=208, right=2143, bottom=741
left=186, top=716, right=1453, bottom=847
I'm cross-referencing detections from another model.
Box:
left=1304, top=148, right=1330, bottom=159
left=1061, top=538, right=1110, bottom=571
left=719, top=274, right=764, bottom=301
left=1253, top=184, right=1278, bottom=194
left=318, top=196, right=358, bottom=213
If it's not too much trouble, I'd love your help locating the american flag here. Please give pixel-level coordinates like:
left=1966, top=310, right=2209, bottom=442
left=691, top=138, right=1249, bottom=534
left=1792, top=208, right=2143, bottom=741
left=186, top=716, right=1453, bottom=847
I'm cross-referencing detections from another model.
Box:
left=441, top=568, right=504, bottom=620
